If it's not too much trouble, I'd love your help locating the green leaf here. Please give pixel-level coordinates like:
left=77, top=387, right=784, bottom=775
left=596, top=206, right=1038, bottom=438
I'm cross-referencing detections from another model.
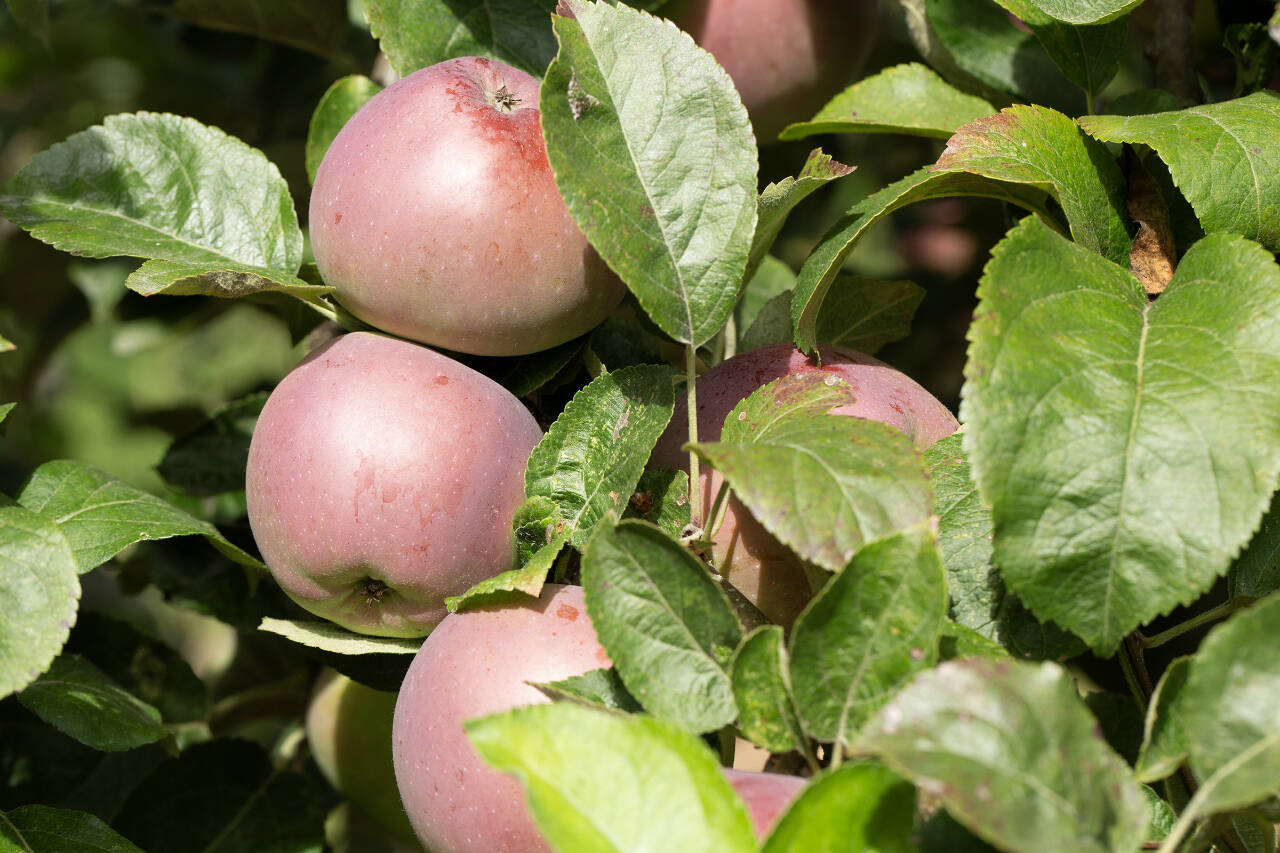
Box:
left=926, top=0, right=1082, bottom=110
left=144, top=0, right=351, bottom=58
left=112, top=739, right=327, bottom=853
left=17, top=460, right=262, bottom=573
left=814, top=277, right=925, bottom=355
left=622, top=468, right=691, bottom=539
left=692, top=375, right=934, bottom=572
left=761, top=763, right=915, bottom=853
left=542, top=0, right=758, bottom=346
left=17, top=654, right=167, bottom=752
left=1018, top=13, right=1128, bottom=98
left=0, top=805, right=144, bottom=853
left=790, top=165, right=1057, bottom=355
left=0, top=403, right=15, bottom=425
left=998, top=0, right=1146, bottom=25
left=124, top=258, right=328, bottom=299
left=257, top=617, right=421, bottom=655
left=1229, top=489, right=1280, bottom=599
left=736, top=255, right=795, bottom=340
left=861, top=658, right=1149, bottom=853
left=306, top=75, right=381, bottom=184
left=365, top=0, right=559, bottom=77
left=938, top=621, right=1009, bottom=660
left=749, top=149, right=853, bottom=282
left=466, top=702, right=757, bottom=853
left=0, top=498, right=79, bottom=700
left=1141, top=785, right=1177, bottom=840
left=789, top=524, right=947, bottom=748
left=5, top=0, right=48, bottom=46
left=1079, top=92, right=1280, bottom=252
left=925, top=433, right=1085, bottom=661
left=156, top=392, right=265, bottom=497
left=739, top=289, right=793, bottom=352
left=581, top=519, right=741, bottom=733
left=963, top=219, right=1280, bottom=653
left=1180, top=594, right=1280, bottom=817
left=445, top=531, right=567, bottom=613
left=0, top=114, right=307, bottom=297
left=729, top=625, right=807, bottom=754
left=533, top=667, right=643, bottom=713
left=525, top=364, right=676, bottom=547
left=779, top=63, right=996, bottom=141
left=936, top=105, right=1130, bottom=264
left=1135, top=655, right=1191, bottom=784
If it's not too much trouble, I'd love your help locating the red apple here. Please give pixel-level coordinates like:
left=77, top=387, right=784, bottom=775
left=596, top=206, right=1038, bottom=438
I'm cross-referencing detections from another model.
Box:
left=309, top=56, right=626, bottom=357
left=306, top=670, right=420, bottom=846
left=391, top=584, right=610, bottom=853
left=724, top=768, right=807, bottom=838
left=666, top=0, right=879, bottom=141
left=245, top=332, right=543, bottom=636
left=651, top=342, right=958, bottom=626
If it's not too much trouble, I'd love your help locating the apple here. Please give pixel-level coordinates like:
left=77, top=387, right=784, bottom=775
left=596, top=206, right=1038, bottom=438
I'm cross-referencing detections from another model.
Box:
left=392, top=584, right=610, bottom=853
left=309, top=56, right=626, bottom=357
left=665, top=0, right=879, bottom=141
left=650, top=342, right=958, bottom=626
left=306, top=669, right=420, bottom=846
left=245, top=332, right=543, bottom=637
left=724, top=768, right=807, bottom=838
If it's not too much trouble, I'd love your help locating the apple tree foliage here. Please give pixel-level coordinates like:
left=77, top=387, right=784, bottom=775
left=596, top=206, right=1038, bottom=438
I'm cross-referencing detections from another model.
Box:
left=1, top=0, right=1280, bottom=851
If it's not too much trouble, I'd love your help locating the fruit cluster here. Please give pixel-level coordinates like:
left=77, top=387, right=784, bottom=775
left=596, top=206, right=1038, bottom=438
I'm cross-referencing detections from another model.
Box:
left=247, top=7, right=945, bottom=851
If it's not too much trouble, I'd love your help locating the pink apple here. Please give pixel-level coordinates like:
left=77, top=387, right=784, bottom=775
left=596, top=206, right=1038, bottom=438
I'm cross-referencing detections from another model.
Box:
left=391, top=584, right=610, bottom=853
left=724, top=768, right=808, bottom=838
left=666, top=0, right=879, bottom=141
left=245, top=332, right=543, bottom=636
left=651, top=342, right=958, bottom=626
left=309, top=56, right=626, bottom=357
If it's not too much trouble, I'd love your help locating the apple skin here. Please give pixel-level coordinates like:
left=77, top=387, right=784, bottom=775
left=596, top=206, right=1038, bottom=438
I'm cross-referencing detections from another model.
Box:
left=306, top=669, right=420, bottom=846
left=665, top=0, right=879, bottom=142
left=724, top=768, right=808, bottom=838
left=309, top=56, right=626, bottom=357
left=245, top=332, right=543, bottom=637
left=392, top=584, right=610, bottom=853
left=651, top=343, right=958, bottom=626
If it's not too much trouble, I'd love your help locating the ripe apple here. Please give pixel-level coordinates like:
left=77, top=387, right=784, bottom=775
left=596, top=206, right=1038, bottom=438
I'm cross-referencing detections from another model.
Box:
left=724, top=768, right=807, bottom=838
left=665, top=0, right=879, bottom=141
left=245, top=332, right=543, bottom=636
left=309, top=56, right=626, bottom=357
left=306, top=669, right=420, bottom=846
left=650, top=342, right=958, bottom=626
left=391, top=584, right=610, bottom=853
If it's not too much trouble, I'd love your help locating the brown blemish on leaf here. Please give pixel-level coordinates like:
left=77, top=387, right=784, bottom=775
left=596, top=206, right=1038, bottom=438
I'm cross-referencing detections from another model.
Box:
left=1125, top=157, right=1176, bottom=295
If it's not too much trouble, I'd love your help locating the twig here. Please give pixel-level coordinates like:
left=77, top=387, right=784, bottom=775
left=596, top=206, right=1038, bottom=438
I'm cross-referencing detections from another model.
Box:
left=1152, top=0, right=1200, bottom=106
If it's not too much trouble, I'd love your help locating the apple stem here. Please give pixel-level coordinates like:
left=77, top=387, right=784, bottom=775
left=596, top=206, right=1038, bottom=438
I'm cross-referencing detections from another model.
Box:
left=685, top=343, right=701, bottom=530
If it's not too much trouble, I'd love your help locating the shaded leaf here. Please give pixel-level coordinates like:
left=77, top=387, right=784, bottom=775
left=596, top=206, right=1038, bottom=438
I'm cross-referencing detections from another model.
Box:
left=457, top=335, right=585, bottom=398
left=861, top=658, right=1149, bottom=853
left=789, top=524, right=947, bottom=748
left=1229, top=489, right=1280, bottom=599
left=790, top=165, right=1056, bottom=355
left=306, top=75, right=381, bottom=184
left=17, top=654, right=167, bottom=752
left=1029, top=16, right=1127, bottom=98
left=525, top=364, right=676, bottom=547
left=112, top=739, right=327, bottom=853
left=1080, top=92, right=1280, bottom=252
left=0, top=498, right=80, bottom=700
left=157, top=392, right=266, bottom=497
left=729, top=626, right=807, bottom=754
left=780, top=63, right=996, bottom=141
left=622, top=468, right=691, bottom=539
left=736, top=255, right=795, bottom=343
left=0, top=113, right=307, bottom=298
left=762, top=763, right=915, bottom=853
left=365, top=0, right=559, bottom=77
left=445, top=532, right=566, bottom=613
left=466, top=702, right=757, bottom=853
left=0, top=805, right=144, bottom=853
left=936, top=105, right=1130, bottom=264
left=1136, top=655, right=1191, bottom=783
left=145, top=0, right=351, bottom=58
left=582, top=519, right=741, bottom=733
left=17, top=460, right=262, bottom=573
left=257, top=618, right=420, bottom=655
left=534, top=667, right=643, bottom=713
left=692, top=375, right=934, bottom=572
left=5, top=0, right=48, bottom=45
left=815, top=277, right=924, bottom=355
left=542, top=0, right=757, bottom=346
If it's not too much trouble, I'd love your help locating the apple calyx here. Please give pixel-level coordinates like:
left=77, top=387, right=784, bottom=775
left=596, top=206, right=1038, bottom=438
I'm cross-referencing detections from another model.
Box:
left=358, top=577, right=391, bottom=607
left=489, top=85, right=522, bottom=112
